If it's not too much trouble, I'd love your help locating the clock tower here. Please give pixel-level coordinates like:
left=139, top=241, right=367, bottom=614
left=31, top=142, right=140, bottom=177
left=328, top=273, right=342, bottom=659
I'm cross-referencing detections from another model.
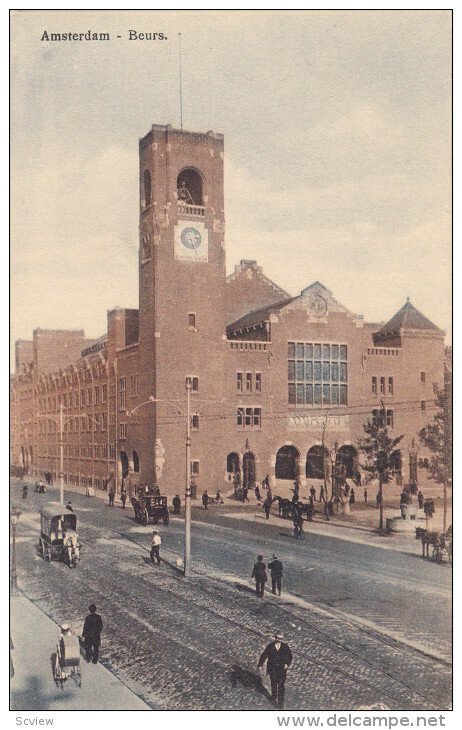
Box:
left=138, top=124, right=226, bottom=487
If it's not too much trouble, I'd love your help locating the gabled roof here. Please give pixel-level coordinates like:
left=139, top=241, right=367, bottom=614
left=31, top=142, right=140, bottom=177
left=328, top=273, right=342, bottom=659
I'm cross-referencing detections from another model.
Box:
left=227, top=296, right=297, bottom=332
left=377, top=299, right=443, bottom=336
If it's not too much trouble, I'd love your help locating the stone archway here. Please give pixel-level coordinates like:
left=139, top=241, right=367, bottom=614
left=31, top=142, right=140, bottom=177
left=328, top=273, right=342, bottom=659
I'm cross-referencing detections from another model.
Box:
left=276, top=445, right=299, bottom=481
left=119, top=451, right=129, bottom=480
left=336, top=445, right=358, bottom=479
left=306, top=446, right=328, bottom=479
left=242, top=452, right=256, bottom=489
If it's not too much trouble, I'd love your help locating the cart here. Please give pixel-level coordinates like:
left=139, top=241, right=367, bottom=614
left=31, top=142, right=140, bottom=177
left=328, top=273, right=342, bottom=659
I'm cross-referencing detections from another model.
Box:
left=415, top=525, right=452, bottom=563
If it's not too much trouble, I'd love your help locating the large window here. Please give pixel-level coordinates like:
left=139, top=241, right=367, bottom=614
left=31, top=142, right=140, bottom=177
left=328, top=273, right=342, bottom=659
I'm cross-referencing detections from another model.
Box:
left=288, top=342, right=348, bottom=406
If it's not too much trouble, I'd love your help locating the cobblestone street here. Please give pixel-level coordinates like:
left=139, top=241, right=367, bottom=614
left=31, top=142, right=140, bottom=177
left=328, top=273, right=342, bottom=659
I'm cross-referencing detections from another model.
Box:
left=11, top=481, right=452, bottom=711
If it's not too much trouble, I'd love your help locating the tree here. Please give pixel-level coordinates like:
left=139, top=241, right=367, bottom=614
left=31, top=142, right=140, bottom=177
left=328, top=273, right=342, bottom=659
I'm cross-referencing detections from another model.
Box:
left=357, top=404, right=404, bottom=532
left=419, top=385, right=452, bottom=532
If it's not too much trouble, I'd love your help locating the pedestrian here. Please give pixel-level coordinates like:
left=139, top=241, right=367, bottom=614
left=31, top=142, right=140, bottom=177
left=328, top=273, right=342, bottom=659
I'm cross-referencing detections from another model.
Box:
left=150, top=530, right=162, bottom=565
left=310, top=485, right=316, bottom=501
left=216, top=489, right=223, bottom=504
left=108, top=487, right=115, bottom=507
left=262, top=474, right=270, bottom=491
left=251, top=555, right=267, bottom=597
left=22, top=483, right=28, bottom=499
left=121, top=488, right=127, bottom=509
left=309, top=495, right=315, bottom=512
left=263, top=496, right=272, bottom=520
left=293, top=511, right=303, bottom=539
left=82, top=604, right=103, bottom=664
left=242, top=486, right=249, bottom=502
left=202, top=490, right=209, bottom=510
left=293, top=481, right=299, bottom=502
left=349, top=487, right=355, bottom=505
left=154, top=485, right=160, bottom=496
left=376, top=491, right=382, bottom=508
left=364, top=487, right=368, bottom=504
left=255, top=484, right=262, bottom=502
left=258, top=631, right=292, bottom=709
left=418, top=490, right=424, bottom=509
left=324, top=500, right=330, bottom=521
left=65, top=500, right=74, bottom=512
left=172, top=495, right=181, bottom=514
left=268, top=554, right=283, bottom=596
left=319, top=486, right=325, bottom=502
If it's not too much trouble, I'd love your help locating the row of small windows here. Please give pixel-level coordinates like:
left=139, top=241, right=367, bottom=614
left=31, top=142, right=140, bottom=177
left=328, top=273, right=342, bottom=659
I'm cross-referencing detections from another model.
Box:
left=372, top=409, right=394, bottom=429
left=237, top=407, right=261, bottom=430
left=40, top=443, right=114, bottom=460
left=237, top=372, right=262, bottom=393
left=39, top=384, right=109, bottom=414
left=289, top=383, right=348, bottom=406
left=372, top=377, right=394, bottom=396
left=39, top=412, right=110, bottom=435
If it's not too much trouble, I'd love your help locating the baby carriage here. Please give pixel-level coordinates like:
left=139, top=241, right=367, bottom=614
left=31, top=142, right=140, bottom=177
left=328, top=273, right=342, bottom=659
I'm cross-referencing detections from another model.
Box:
left=52, top=626, right=82, bottom=689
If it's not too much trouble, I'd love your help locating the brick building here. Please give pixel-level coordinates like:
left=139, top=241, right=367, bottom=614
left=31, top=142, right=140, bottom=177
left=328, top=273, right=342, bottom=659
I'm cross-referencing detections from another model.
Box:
left=11, top=124, right=446, bottom=497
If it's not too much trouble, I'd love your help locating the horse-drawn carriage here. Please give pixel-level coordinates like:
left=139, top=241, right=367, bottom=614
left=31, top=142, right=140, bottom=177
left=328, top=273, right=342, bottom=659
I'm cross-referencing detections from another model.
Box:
left=273, top=496, right=313, bottom=521
left=39, top=508, right=81, bottom=568
left=415, top=525, right=452, bottom=563
left=131, top=494, right=170, bottom=525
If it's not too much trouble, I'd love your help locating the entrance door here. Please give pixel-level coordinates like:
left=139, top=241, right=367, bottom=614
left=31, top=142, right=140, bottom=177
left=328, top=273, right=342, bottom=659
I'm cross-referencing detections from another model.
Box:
left=242, top=452, right=256, bottom=489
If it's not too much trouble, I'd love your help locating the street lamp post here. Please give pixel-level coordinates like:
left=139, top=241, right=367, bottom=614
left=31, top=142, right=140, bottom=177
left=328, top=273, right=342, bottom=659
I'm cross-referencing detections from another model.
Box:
left=10, top=506, right=22, bottom=592
left=184, top=381, right=192, bottom=578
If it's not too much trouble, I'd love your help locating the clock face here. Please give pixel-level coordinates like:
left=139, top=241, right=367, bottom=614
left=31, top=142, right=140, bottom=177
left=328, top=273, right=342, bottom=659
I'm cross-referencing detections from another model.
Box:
left=181, top=226, right=202, bottom=250
left=308, top=294, right=328, bottom=318
left=174, top=221, right=208, bottom=262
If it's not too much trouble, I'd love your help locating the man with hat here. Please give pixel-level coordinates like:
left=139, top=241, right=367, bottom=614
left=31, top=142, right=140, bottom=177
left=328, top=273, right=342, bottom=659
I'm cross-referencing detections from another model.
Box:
left=82, top=604, right=103, bottom=664
left=258, top=631, right=293, bottom=709
left=268, top=554, right=283, bottom=596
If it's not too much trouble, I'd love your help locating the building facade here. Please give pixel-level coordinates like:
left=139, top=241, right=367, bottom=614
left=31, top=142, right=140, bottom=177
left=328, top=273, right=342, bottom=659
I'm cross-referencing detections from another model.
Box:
left=11, top=124, right=446, bottom=496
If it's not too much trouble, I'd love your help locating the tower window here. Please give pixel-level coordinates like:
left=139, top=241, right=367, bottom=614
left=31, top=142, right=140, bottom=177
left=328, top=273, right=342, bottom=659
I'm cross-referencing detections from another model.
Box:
left=188, top=313, right=196, bottom=331
left=380, top=377, right=385, bottom=395
left=143, top=169, right=152, bottom=207
left=191, top=414, right=199, bottom=430
left=421, top=371, right=426, bottom=383
left=186, top=376, right=199, bottom=392
left=177, top=169, right=203, bottom=206
left=372, top=377, right=377, bottom=395
left=388, top=377, right=394, bottom=395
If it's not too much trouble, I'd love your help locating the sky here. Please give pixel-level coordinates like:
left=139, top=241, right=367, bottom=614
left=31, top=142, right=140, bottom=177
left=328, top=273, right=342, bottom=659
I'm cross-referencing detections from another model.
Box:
left=10, top=9, right=452, bottom=367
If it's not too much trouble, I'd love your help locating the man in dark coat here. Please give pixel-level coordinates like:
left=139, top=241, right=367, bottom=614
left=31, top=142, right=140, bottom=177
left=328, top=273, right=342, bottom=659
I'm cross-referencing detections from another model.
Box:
left=263, top=496, right=272, bottom=520
left=251, top=555, right=267, bottom=597
left=258, top=631, right=293, bottom=709
left=172, top=495, right=181, bottom=514
left=202, top=491, right=209, bottom=510
left=82, top=604, right=103, bottom=664
left=268, top=554, right=283, bottom=596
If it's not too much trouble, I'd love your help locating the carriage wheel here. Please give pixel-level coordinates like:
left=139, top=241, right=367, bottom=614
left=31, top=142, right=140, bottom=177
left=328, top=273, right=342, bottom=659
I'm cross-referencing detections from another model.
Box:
left=432, top=546, right=442, bottom=563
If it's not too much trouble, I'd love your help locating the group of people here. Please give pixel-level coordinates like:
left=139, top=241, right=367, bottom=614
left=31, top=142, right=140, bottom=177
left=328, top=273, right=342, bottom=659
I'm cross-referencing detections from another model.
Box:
left=251, top=554, right=284, bottom=597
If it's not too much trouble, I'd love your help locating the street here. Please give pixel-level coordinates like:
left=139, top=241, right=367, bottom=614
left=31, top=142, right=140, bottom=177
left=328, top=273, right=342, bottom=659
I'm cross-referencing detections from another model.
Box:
left=11, top=481, right=452, bottom=711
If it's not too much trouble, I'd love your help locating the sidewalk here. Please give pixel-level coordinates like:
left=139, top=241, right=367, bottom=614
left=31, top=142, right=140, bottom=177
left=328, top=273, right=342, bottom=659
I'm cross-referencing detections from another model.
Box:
left=221, top=509, right=424, bottom=554
left=10, top=592, right=150, bottom=711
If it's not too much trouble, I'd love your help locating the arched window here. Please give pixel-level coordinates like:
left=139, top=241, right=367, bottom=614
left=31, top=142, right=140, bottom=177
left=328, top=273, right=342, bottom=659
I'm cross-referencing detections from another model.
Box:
left=177, top=168, right=203, bottom=206
left=276, top=445, right=299, bottom=480
left=306, top=446, right=328, bottom=479
left=143, top=169, right=152, bottom=207
left=132, top=450, right=140, bottom=473
left=227, top=452, right=240, bottom=475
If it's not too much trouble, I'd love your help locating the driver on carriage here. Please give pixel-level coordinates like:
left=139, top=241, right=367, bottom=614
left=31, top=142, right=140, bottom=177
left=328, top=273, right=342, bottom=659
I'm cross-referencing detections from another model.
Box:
left=65, top=531, right=80, bottom=565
